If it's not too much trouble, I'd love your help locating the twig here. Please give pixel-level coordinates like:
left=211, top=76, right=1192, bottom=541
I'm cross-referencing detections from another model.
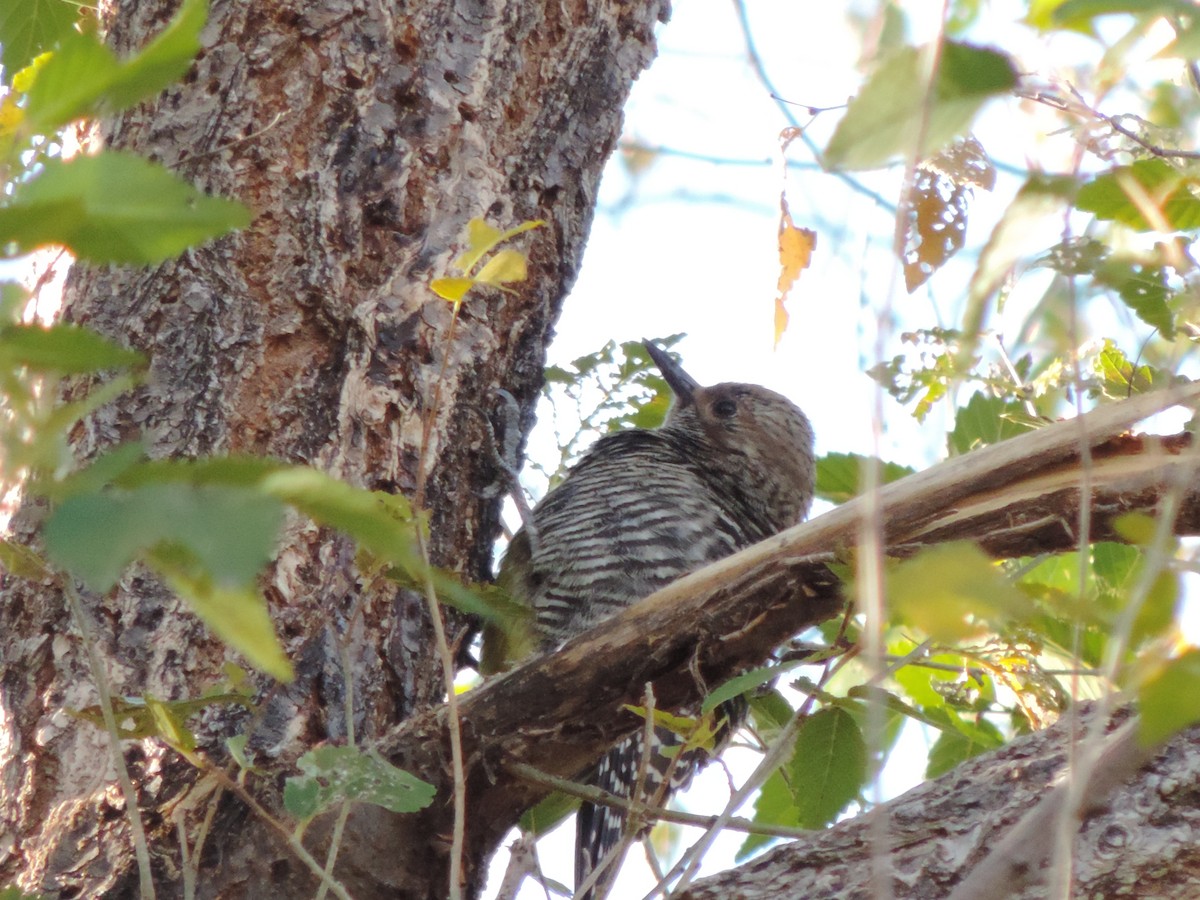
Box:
left=574, top=684, right=661, bottom=900
left=730, top=0, right=897, bottom=213
left=190, top=758, right=355, bottom=900
left=316, top=628, right=359, bottom=899
left=505, top=763, right=821, bottom=841
left=413, top=304, right=468, bottom=900
left=64, top=580, right=157, bottom=900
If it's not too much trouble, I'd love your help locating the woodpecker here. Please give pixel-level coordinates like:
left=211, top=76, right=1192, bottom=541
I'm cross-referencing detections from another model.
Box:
left=497, top=340, right=815, bottom=899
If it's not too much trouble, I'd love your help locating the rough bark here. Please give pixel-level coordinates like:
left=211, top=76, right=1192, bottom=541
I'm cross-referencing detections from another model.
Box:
left=677, top=706, right=1200, bottom=899
left=0, top=0, right=668, bottom=898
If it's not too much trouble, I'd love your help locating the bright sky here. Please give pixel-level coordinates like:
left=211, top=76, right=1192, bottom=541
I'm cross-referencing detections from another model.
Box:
left=489, top=1, right=1200, bottom=896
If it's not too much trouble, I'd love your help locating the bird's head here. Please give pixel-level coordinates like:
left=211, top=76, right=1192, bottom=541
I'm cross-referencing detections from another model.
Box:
left=644, top=340, right=816, bottom=526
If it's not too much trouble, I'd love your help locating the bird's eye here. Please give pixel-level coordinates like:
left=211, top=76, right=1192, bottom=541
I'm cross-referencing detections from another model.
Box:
left=712, top=398, right=738, bottom=419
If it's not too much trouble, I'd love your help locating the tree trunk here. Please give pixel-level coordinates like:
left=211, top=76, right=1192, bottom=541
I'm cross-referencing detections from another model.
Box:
left=0, top=1, right=668, bottom=897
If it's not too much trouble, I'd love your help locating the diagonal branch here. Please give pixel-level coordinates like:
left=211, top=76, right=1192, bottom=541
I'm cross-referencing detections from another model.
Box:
left=334, top=384, right=1200, bottom=896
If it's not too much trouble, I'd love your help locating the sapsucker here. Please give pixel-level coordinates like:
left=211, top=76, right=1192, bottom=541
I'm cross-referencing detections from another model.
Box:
left=497, top=341, right=815, bottom=900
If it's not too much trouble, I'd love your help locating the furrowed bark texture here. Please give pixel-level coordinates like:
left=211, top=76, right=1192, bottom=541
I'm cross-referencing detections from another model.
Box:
left=0, top=0, right=668, bottom=897
left=677, top=706, right=1200, bottom=899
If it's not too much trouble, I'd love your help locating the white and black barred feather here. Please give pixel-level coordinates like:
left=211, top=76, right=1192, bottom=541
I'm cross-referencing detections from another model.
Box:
left=499, top=343, right=815, bottom=899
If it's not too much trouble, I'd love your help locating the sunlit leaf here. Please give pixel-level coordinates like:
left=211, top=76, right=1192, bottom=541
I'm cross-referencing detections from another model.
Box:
left=1139, top=649, right=1200, bottom=746
left=449, top=217, right=544, bottom=274
left=1094, top=341, right=1157, bottom=397
left=0, top=323, right=144, bottom=373
left=963, top=175, right=1075, bottom=345
left=0, top=0, right=77, bottom=75
left=22, top=30, right=116, bottom=134
left=775, top=197, right=816, bottom=346
left=474, top=248, right=528, bottom=287
left=814, top=452, right=914, bottom=504
left=888, top=542, right=1031, bottom=641
left=1050, top=0, right=1196, bottom=30
left=901, top=138, right=995, bottom=292
left=430, top=277, right=475, bottom=302
left=948, top=391, right=1038, bottom=454
left=0, top=152, right=251, bottom=264
left=825, top=41, right=1016, bottom=170
left=0, top=539, right=53, bottom=581
left=1077, top=159, right=1200, bottom=232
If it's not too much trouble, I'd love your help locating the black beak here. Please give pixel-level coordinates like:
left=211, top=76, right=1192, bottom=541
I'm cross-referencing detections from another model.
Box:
left=643, top=340, right=699, bottom=405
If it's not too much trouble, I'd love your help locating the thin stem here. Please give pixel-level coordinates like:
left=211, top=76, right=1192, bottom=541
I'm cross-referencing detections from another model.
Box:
left=413, top=304, right=468, bottom=900
left=64, top=580, right=157, bottom=900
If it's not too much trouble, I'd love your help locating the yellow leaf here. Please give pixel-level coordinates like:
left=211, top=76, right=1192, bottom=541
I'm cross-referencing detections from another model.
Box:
left=0, top=95, right=23, bottom=136
left=450, top=217, right=545, bottom=274
left=430, top=277, right=475, bottom=302
left=475, top=248, right=528, bottom=287
left=452, top=218, right=504, bottom=273
left=13, top=52, right=53, bottom=93
left=775, top=197, right=816, bottom=347
left=774, top=298, right=789, bottom=348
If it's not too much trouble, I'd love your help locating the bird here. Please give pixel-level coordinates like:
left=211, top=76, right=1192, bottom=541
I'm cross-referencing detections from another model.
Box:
left=494, top=340, right=816, bottom=899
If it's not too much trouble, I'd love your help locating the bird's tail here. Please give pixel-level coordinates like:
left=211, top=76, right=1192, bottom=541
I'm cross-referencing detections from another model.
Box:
left=575, top=696, right=747, bottom=899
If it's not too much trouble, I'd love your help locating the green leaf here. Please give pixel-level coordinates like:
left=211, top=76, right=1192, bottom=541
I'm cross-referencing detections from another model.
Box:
left=43, top=483, right=284, bottom=591
left=740, top=768, right=797, bottom=860
left=825, top=41, right=1016, bottom=170
left=23, top=29, right=121, bottom=133
left=260, top=467, right=421, bottom=571
left=104, top=0, right=206, bottom=111
left=963, top=175, right=1076, bottom=346
left=0, top=152, right=251, bottom=264
left=23, top=0, right=206, bottom=133
left=702, top=660, right=809, bottom=714
left=1051, top=0, right=1197, bottom=29
left=1094, top=260, right=1175, bottom=337
left=925, top=708, right=1005, bottom=777
left=1139, top=650, right=1200, bottom=746
left=747, top=689, right=795, bottom=745
left=814, top=452, right=915, bottom=504
left=0, top=323, right=144, bottom=373
left=887, top=542, right=1031, bottom=642
left=0, top=0, right=77, bottom=75
left=1076, top=159, right=1200, bottom=232
left=740, top=708, right=867, bottom=858
left=0, top=538, right=53, bottom=581
left=520, top=790, right=579, bottom=837
left=787, top=708, right=868, bottom=828
left=948, top=391, right=1038, bottom=454
left=1094, top=341, right=1157, bottom=397
left=284, top=745, right=436, bottom=822
left=150, top=557, right=292, bottom=682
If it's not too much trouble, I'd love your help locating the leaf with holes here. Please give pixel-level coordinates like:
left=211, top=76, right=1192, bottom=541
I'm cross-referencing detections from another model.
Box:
left=902, top=138, right=995, bottom=292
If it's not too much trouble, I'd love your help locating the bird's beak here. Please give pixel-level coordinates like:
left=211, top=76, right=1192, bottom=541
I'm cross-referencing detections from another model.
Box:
left=644, top=340, right=700, bottom=405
